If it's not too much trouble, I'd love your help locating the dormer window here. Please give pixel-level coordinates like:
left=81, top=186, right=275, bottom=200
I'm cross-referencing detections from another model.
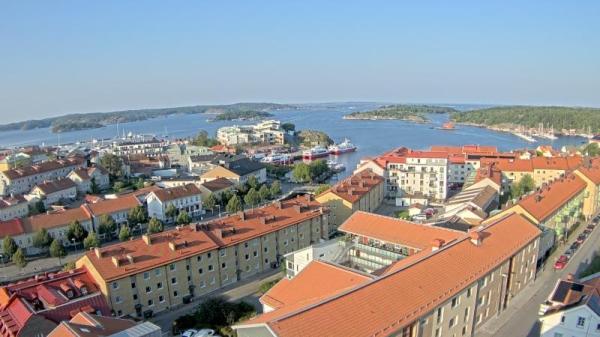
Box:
left=80, top=286, right=88, bottom=295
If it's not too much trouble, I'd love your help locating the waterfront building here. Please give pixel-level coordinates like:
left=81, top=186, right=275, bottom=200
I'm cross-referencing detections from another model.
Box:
left=315, top=169, right=384, bottom=232
left=0, top=157, right=85, bottom=196
left=146, top=184, right=203, bottom=222
left=75, top=196, right=329, bottom=318
left=234, top=212, right=540, bottom=337
left=111, top=137, right=168, bottom=158
left=216, top=120, right=285, bottom=146
left=539, top=273, right=600, bottom=337
left=0, top=267, right=111, bottom=337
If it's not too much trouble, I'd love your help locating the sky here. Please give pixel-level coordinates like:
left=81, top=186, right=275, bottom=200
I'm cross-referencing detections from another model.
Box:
left=1, top=1, right=600, bottom=123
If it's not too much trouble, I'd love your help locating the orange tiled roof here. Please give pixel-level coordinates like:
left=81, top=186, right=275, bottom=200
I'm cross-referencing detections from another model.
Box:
left=576, top=159, right=600, bottom=184
left=518, top=174, right=587, bottom=222
left=481, top=158, right=534, bottom=172
left=260, top=261, right=371, bottom=311
left=475, top=163, right=502, bottom=186
left=83, top=195, right=141, bottom=216
left=1, top=158, right=83, bottom=180
left=238, top=213, right=540, bottom=337
left=0, top=219, right=25, bottom=237
left=22, top=208, right=91, bottom=233
left=338, top=211, right=463, bottom=250
left=531, top=156, right=582, bottom=171
left=319, top=169, right=383, bottom=204
left=150, top=184, right=201, bottom=202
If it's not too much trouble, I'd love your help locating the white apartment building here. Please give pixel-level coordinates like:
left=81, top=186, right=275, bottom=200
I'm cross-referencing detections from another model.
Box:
left=0, top=157, right=85, bottom=196
left=216, top=120, right=285, bottom=146
left=0, top=195, right=28, bottom=221
left=111, top=137, right=168, bottom=158
left=146, top=184, right=203, bottom=222
left=28, top=178, right=78, bottom=208
left=386, top=152, right=448, bottom=201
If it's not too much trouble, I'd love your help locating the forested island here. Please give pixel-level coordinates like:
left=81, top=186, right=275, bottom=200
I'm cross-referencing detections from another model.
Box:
left=343, top=104, right=459, bottom=122
left=210, top=110, right=274, bottom=121
left=451, top=106, right=600, bottom=133
left=1, top=103, right=294, bottom=133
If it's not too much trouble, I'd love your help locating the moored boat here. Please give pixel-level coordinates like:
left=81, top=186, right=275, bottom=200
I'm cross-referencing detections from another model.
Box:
left=328, top=139, right=357, bottom=155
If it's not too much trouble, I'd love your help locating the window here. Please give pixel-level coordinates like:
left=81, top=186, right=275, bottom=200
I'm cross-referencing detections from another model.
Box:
left=221, top=262, right=227, bottom=269
left=245, top=254, right=249, bottom=260
left=197, top=256, right=202, bottom=262
left=155, top=269, right=161, bottom=276
left=596, top=323, right=600, bottom=331
left=464, top=308, right=469, bottom=322
left=437, top=308, right=443, bottom=324
left=448, top=317, right=455, bottom=328
left=157, top=282, right=163, bottom=289
left=171, top=277, right=177, bottom=285
left=451, top=297, right=459, bottom=308
left=169, top=263, right=175, bottom=271
left=146, top=286, right=151, bottom=293
left=220, top=250, right=226, bottom=257
left=143, top=272, right=149, bottom=280
left=112, top=282, right=119, bottom=290
left=577, top=316, right=586, bottom=328
left=133, top=294, right=138, bottom=300
left=148, top=299, right=153, bottom=306
left=199, top=268, right=203, bottom=274
left=208, top=265, right=213, bottom=271
left=115, top=296, right=122, bottom=303
left=462, top=326, right=466, bottom=336
left=560, top=316, right=565, bottom=324
left=466, top=288, right=472, bottom=298
left=131, top=282, right=136, bottom=289
left=435, top=328, right=441, bottom=337
left=207, top=252, right=212, bottom=259
left=159, top=295, right=165, bottom=303
left=173, top=291, right=178, bottom=297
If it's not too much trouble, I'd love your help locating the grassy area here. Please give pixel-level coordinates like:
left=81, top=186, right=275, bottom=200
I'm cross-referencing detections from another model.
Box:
left=395, top=210, right=410, bottom=220
left=259, top=279, right=281, bottom=294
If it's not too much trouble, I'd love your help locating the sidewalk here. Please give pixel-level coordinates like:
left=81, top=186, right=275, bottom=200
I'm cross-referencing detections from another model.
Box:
left=477, top=218, right=600, bottom=337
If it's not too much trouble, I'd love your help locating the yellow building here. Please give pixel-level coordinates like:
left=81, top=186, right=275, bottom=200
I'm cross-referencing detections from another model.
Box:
left=484, top=156, right=582, bottom=188
left=574, top=160, right=600, bottom=219
left=76, top=196, right=329, bottom=318
left=315, top=169, right=384, bottom=232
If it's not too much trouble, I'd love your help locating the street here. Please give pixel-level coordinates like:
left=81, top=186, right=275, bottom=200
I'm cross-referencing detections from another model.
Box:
left=477, top=221, right=600, bottom=337
left=150, top=269, right=283, bottom=335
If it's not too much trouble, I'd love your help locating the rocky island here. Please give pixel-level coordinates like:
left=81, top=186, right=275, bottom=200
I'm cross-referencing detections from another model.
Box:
left=343, top=104, right=458, bottom=122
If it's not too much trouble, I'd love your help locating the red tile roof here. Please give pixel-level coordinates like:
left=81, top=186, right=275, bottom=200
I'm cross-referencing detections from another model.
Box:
left=238, top=213, right=541, bottom=337
left=0, top=219, right=25, bottom=237
left=260, top=261, right=371, bottom=311
left=576, top=159, right=600, bottom=184
left=22, top=208, right=91, bottom=233
left=518, top=174, right=587, bottom=222
left=149, top=184, right=201, bottom=202
left=83, top=195, right=141, bottom=216
left=318, top=169, right=383, bottom=203
left=0, top=196, right=26, bottom=210
left=1, top=158, right=83, bottom=180
left=33, top=178, right=76, bottom=195
left=338, top=211, right=463, bottom=250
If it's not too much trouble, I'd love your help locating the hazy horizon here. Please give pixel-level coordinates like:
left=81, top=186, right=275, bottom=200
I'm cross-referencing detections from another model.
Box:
left=2, top=1, right=599, bottom=123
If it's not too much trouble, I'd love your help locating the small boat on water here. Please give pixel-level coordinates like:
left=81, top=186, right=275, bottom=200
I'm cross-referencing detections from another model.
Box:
left=327, top=160, right=346, bottom=172
left=437, top=122, right=456, bottom=130
left=302, top=146, right=330, bottom=160
left=328, top=138, right=357, bottom=155
left=261, top=153, right=292, bottom=165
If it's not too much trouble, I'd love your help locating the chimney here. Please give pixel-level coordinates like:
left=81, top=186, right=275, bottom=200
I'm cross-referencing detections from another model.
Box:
left=168, top=241, right=177, bottom=251
left=214, top=228, right=223, bottom=239
left=294, top=205, right=303, bottom=213
left=275, top=200, right=282, bottom=209
left=142, top=234, right=152, bottom=245
left=470, top=231, right=482, bottom=246
left=239, top=211, right=245, bottom=220
left=260, top=217, right=267, bottom=225
left=431, top=239, right=445, bottom=251
left=305, top=194, right=313, bottom=202
left=126, top=254, right=135, bottom=264
left=111, top=256, right=121, bottom=267
left=94, top=247, right=102, bottom=259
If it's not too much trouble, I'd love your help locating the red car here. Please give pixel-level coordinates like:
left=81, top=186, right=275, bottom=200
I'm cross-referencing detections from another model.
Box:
left=554, top=255, right=568, bottom=270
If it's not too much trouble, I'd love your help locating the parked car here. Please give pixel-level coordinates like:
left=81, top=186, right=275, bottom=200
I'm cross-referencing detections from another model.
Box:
left=587, top=223, right=596, bottom=230
left=194, top=330, right=215, bottom=337
left=576, top=234, right=586, bottom=244
left=564, top=249, right=574, bottom=259
left=182, top=330, right=198, bottom=337
left=554, top=255, right=569, bottom=270
left=570, top=242, right=580, bottom=251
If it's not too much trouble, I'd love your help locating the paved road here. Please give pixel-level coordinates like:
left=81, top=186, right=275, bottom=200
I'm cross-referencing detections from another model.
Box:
left=0, top=252, right=84, bottom=284
left=478, top=221, right=600, bottom=337
left=150, top=270, right=283, bottom=335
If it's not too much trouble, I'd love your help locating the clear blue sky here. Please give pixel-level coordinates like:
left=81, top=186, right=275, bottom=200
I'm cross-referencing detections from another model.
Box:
left=1, top=1, right=599, bottom=122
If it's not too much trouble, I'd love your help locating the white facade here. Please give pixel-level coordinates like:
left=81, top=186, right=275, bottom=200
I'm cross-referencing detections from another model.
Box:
left=540, top=305, right=600, bottom=337
left=387, top=156, right=448, bottom=201
left=216, top=120, right=285, bottom=146
left=146, top=191, right=202, bottom=222
left=0, top=159, right=84, bottom=196
left=0, top=199, right=28, bottom=221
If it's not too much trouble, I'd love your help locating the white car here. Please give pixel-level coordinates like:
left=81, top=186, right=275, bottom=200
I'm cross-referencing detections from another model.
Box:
left=182, top=330, right=198, bottom=337
left=193, top=329, right=215, bottom=337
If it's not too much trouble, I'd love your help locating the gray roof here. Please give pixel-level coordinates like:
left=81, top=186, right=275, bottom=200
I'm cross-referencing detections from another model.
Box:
left=224, top=158, right=266, bottom=176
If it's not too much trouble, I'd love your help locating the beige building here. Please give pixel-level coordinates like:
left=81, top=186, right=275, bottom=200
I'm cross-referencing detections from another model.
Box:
left=315, top=169, right=384, bottom=232
left=217, top=120, right=285, bottom=146
left=67, top=166, right=110, bottom=194
left=28, top=178, right=77, bottom=208
left=234, top=212, right=540, bottom=337
left=200, top=158, right=267, bottom=185
left=0, top=157, right=85, bottom=196
left=573, top=159, right=600, bottom=219
left=76, top=196, right=329, bottom=318
left=0, top=195, right=28, bottom=221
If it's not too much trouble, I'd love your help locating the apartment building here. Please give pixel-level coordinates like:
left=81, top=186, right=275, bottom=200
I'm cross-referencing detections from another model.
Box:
left=234, top=212, right=540, bottom=337
left=111, top=138, right=168, bottom=158
left=482, top=156, right=582, bottom=188
left=485, top=173, right=586, bottom=263
left=315, top=169, right=384, bottom=231
left=0, top=157, right=85, bottom=196
left=0, top=195, right=28, bottom=221
left=217, top=120, right=285, bottom=146
left=76, top=196, right=329, bottom=318
left=67, top=166, right=110, bottom=194
left=539, top=273, right=600, bottom=337
left=198, top=177, right=234, bottom=200
left=48, top=312, right=162, bottom=337
left=146, top=184, right=203, bottom=222
left=0, top=267, right=111, bottom=337
left=28, top=178, right=77, bottom=207
left=83, top=195, right=142, bottom=228
left=574, top=158, right=600, bottom=219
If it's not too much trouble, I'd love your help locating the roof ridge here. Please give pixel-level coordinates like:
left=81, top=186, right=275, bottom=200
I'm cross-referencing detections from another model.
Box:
left=352, top=210, right=466, bottom=235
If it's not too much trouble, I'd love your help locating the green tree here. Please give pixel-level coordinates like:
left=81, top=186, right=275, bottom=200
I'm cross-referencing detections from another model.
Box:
left=32, top=228, right=52, bottom=251
left=190, top=130, right=219, bottom=147
left=112, top=181, right=125, bottom=192
left=204, top=193, right=217, bottom=212
left=2, top=236, right=17, bottom=256
left=314, top=184, right=331, bottom=196
left=244, top=188, right=261, bottom=207
left=67, top=220, right=88, bottom=244
left=100, top=153, right=124, bottom=178
left=226, top=195, right=243, bottom=214
left=49, top=239, right=66, bottom=263
left=292, top=163, right=311, bottom=183
left=118, top=225, right=131, bottom=242
left=90, top=177, right=100, bottom=194
left=309, top=160, right=329, bottom=180
left=147, top=217, right=164, bottom=234
left=127, top=205, right=147, bottom=227
left=176, top=211, right=191, bottom=225
left=258, top=184, right=270, bottom=202
left=165, top=203, right=178, bottom=222
left=281, top=122, right=295, bottom=132
left=98, top=214, right=117, bottom=240
left=12, top=248, right=27, bottom=269
left=270, top=180, right=281, bottom=197
left=583, top=142, right=600, bottom=157
left=247, top=176, right=259, bottom=190
left=520, top=174, right=535, bottom=194
left=62, top=261, right=76, bottom=271
left=28, top=199, right=46, bottom=216
left=134, top=177, right=145, bottom=190
left=83, top=232, right=100, bottom=249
